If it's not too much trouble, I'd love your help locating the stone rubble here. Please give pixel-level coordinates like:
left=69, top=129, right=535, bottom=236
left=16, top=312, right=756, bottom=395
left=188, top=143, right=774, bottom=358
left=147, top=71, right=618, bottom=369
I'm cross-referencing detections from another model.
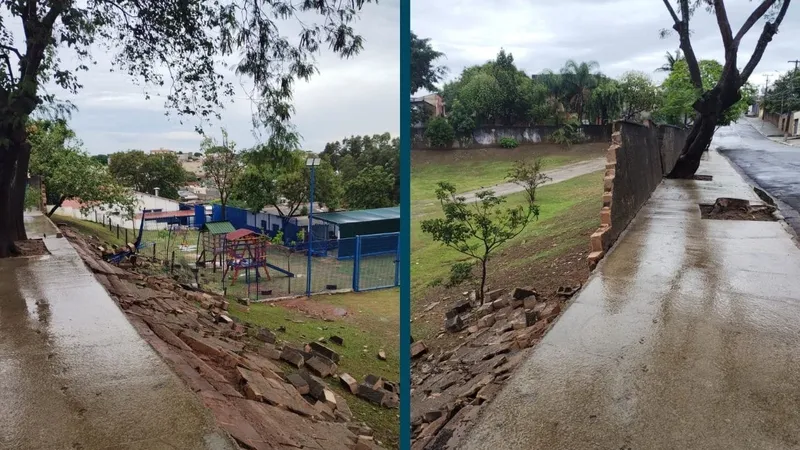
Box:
left=411, top=286, right=574, bottom=450
left=62, top=226, right=391, bottom=450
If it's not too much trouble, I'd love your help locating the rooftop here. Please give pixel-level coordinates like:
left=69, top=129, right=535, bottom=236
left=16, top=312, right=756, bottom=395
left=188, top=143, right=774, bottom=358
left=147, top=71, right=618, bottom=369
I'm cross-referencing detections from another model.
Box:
left=312, top=206, right=400, bottom=225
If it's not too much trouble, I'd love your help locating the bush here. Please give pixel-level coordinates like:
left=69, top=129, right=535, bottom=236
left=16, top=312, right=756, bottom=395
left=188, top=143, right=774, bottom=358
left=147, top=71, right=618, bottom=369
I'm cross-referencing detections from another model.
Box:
left=425, top=117, right=455, bottom=148
left=499, top=137, right=519, bottom=149
left=549, top=120, right=585, bottom=147
left=447, top=261, right=474, bottom=287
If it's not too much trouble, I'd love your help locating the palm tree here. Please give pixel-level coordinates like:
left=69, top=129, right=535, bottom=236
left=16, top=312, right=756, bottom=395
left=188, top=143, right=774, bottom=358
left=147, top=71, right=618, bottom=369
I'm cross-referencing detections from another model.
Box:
left=656, top=49, right=683, bottom=72
left=561, top=60, right=600, bottom=123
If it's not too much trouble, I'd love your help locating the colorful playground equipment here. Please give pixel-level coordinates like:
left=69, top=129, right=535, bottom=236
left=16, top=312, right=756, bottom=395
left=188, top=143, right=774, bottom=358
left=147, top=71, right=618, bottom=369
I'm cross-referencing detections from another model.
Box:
left=220, top=228, right=295, bottom=300
left=196, top=221, right=236, bottom=270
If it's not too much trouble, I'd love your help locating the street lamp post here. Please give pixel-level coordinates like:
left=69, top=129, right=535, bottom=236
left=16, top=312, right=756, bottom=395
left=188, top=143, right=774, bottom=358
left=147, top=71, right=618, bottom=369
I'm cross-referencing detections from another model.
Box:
left=305, top=157, right=321, bottom=297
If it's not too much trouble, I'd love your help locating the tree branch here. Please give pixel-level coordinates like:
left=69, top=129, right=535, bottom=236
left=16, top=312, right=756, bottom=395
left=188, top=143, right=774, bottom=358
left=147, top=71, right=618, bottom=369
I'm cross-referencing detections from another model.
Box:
left=0, top=54, right=15, bottom=85
left=741, top=0, right=792, bottom=83
left=662, top=0, right=680, bottom=24
left=666, top=0, right=704, bottom=89
left=734, top=0, right=777, bottom=43
left=713, top=0, right=734, bottom=49
left=0, top=45, right=23, bottom=61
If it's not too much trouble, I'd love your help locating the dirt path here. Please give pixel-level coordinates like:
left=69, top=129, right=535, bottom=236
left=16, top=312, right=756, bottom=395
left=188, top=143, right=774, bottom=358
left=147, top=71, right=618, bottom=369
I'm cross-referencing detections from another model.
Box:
left=413, top=157, right=605, bottom=218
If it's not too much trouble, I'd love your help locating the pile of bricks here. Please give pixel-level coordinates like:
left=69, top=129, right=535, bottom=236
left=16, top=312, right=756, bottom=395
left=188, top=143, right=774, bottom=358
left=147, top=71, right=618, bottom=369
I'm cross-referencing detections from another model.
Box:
left=62, top=226, right=386, bottom=450
left=411, top=285, right=578, bottom=449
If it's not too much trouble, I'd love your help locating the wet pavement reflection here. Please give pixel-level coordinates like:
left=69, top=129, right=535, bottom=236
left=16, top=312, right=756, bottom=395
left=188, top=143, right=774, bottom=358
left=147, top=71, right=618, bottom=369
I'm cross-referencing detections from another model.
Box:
left=463, top=141, right=800, bottom=449
left=0, top=212, right=233, bottom=449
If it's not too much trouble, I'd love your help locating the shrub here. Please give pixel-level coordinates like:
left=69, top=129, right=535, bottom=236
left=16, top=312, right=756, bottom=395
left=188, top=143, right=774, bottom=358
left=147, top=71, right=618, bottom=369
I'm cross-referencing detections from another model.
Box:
left=499, top=137, right=519, bottom=149
left=425, top=117, right=455, bottom=148
left=447, top=261, right=474, bottom=287
left=549, top=120, right=585, bottom=147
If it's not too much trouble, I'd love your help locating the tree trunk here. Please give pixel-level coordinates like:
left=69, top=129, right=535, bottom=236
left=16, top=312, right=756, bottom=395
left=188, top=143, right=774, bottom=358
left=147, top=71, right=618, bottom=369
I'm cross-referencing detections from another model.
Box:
left=0, top=152, right=21, bottom=257
left=47, top=195, right=66, bottom=218
left=11, top=141, right=31, bottom=237
left=668, top=83, right=741, bottom=178
left=220, top=199, right=227, bottom=220
left=479, top=258, right=487, bottom=305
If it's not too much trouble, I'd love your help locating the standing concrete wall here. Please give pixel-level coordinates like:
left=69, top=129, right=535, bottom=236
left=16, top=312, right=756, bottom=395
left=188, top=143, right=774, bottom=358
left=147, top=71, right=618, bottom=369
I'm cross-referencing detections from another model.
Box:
left=411, top=124, right=612, bottom=149
left=588, top=121, right=687, bottom=268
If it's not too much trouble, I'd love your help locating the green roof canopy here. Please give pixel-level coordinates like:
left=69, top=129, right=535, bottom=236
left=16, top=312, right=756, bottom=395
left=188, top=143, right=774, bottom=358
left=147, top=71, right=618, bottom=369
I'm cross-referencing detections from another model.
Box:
left=312, top=207, right=399, bottom=225
left=201, top=221, right=236, bottom=235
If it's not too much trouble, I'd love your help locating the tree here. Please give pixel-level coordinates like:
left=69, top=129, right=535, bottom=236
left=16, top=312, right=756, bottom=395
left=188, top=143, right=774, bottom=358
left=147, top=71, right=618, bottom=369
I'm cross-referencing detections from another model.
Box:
left=322, top=133, right=399, bottom=207
left=588, top=76, right=623, bottom=124
left=108, top=150, right=187, bottom=199
left=619, top=71, right=659, bottom=121
left=202, top=130, right=242, bottom=221
left=762, top=69, right=800, bottom=115
left=0, top=0, right=374, bottom=257
left=655, top=59, right=756, bottom=127
left=446, top=100, right=476, bottom=146
left=561, top=60, right=600, bottom=122
left=425, top=117, right=455, bottom=148
left=411, top=32, right=447, bottom=94
left=660, top=0, right=792, bottom=177
left=27, top=120, right=134, bottom=218
left=344, top=165, right=395, bottom=209
left=657, top=49, right=684, bottom=72
left=536, top=71, right=569, bottom=126
left=507, top=158, right=552, bottom=204
left=422, top=183, right=539, bottom=304
left=233, top=149, right=342, bottom=218
left=91, top=154, right=109, bottom=165
left=441, top=50, right=539, bottom=126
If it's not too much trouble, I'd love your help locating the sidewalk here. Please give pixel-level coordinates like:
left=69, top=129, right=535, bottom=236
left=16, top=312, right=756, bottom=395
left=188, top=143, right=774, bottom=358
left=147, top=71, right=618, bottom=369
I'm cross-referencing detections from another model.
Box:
left=745, top=115, right=800, bottom=147
left=461, top=150, right=800, bottom=449
left=0, top=212, right=233, bottom=449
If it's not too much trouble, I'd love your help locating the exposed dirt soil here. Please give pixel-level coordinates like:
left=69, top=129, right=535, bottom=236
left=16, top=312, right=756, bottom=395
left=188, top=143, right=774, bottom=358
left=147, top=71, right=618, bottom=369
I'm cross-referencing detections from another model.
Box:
left=14, top=239, right=49, bottom=257
left=699, top=204, right=777, bottom=221
left=277, top=298, right=350, bottom=321
left=411, top=142, right=608, bottom=167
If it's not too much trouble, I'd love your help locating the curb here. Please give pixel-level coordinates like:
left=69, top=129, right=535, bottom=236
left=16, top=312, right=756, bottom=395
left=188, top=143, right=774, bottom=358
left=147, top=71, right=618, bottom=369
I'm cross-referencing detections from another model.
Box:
left=716, top=149, right=800, bottom=249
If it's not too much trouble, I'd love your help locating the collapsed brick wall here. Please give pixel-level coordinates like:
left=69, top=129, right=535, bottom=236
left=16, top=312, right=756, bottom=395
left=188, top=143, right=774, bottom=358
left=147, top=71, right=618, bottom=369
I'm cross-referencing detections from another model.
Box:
left=588, top=122, right=686, bottom=268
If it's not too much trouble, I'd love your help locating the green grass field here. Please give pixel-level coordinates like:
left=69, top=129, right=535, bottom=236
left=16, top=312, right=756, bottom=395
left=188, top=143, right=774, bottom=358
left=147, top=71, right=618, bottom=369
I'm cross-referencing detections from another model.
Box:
left=411, top=142, right=606, bottom=201
left=411, top=170, right=603, bottom=298
left=412, top=154, right=586, bottom=201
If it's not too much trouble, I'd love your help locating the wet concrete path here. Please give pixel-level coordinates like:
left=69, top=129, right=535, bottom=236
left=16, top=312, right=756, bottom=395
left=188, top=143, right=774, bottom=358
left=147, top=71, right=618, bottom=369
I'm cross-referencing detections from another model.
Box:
left=717, top=121, right=800, bottom=236
left=0, top=212, right=233, bottom=449
left=462, top=145, right=800, bottom=449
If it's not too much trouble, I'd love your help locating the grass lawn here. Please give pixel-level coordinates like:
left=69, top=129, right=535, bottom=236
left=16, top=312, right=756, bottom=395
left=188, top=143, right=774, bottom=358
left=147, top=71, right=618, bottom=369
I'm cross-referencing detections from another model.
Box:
left=229, top=289, right=399, bottom=447
left=411, top=142, right=606, bottom=201
left=411, top=170, right=603, bottom=300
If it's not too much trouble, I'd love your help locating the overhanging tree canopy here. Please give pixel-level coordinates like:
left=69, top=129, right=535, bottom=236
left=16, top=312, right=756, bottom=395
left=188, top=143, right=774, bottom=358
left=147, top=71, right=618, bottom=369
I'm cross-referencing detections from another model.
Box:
left=660, top=0, right=792, bottom=178
left=0, top=0, right=373, bottom=257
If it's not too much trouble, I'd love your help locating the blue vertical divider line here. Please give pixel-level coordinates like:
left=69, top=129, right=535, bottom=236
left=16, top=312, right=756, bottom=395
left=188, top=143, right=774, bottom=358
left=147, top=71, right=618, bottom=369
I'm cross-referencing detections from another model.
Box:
left=352, top=235, right=362, bottom=292
left=395, top=236, right=401, bottom=287
left=399, top=0, right=411, bottom=447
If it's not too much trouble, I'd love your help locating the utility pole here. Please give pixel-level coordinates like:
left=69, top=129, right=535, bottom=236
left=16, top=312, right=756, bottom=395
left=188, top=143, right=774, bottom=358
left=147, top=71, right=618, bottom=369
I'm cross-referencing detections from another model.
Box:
left=789, top=60, right=800, bottom=71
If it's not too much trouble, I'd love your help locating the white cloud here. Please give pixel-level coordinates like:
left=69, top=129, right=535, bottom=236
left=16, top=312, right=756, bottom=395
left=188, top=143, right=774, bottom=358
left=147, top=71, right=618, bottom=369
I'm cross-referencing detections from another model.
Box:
left=413, top=0, right=800, bottom=93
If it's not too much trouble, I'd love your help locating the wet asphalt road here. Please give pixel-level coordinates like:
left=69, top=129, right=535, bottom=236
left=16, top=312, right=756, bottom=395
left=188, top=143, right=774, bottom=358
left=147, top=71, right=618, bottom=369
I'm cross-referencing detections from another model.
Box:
left=716, top=121, right=800, bottom=235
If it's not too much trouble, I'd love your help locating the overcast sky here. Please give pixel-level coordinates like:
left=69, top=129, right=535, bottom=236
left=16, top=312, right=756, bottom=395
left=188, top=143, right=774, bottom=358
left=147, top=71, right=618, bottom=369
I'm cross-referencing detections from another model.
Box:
left=50, top=1, right=399, bottom=156
left=412, top=0, right=800, bottom=96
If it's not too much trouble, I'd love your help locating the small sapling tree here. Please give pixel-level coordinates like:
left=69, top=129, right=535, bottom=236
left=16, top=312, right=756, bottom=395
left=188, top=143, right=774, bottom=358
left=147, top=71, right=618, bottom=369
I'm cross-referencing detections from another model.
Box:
left=421, top=182, right=539, bottom=304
